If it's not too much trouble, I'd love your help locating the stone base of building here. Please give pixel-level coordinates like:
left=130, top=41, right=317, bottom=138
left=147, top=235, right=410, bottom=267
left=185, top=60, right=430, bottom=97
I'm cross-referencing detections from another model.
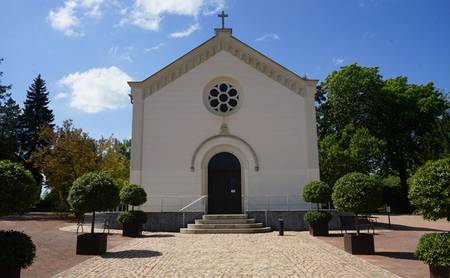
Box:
left=95, top=211, right=343, bottom=232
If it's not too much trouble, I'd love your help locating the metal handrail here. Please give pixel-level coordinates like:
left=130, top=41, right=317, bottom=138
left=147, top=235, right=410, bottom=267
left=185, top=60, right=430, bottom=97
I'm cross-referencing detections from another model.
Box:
left=179, top=195, right=207, bottom=228
left=179, top=195, right=207, bottom=212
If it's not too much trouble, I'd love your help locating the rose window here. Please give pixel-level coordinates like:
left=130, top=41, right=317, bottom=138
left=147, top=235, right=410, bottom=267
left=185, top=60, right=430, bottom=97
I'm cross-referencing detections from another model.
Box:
left=207, top=83, right=240, bottom=114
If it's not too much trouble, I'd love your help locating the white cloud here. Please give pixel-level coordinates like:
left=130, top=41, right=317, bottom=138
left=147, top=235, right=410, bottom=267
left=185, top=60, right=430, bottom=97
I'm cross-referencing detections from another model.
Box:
left=109, top=46, right=134, bottom=62
left=332, top=57, right=344, bottom=66
left=255, top=33, right=280, bottom=42
left=47, top=0, right=106, bottom=36
left=59, top=66, right=132, bottom=113
left=47, top=0, right=82, bottom=37
left=120, top=0, right=224, bottom=31
left=169, top=23, right=200, bottom=38
left=145, top=43, right=164, bottom=52
left=54, top=92, right=69, bottom=100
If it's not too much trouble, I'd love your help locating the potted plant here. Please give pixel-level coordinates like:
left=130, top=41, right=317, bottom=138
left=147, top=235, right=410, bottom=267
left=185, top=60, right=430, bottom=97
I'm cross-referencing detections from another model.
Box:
left=0, top=160, right=38, bottom=278
left=409, top=158, right=450, bottom=278
left=303, top=180, right=332, bottom=236
left=332, top=172, right=381, bottom=254
left=117, top=184, right=147, bottom=237
left=67, top=171, right=119, bottom=255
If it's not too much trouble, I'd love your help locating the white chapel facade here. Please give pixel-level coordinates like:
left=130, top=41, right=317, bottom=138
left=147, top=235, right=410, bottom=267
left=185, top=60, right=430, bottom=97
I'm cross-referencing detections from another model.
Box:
left=128, top=27, right=320, bottom=213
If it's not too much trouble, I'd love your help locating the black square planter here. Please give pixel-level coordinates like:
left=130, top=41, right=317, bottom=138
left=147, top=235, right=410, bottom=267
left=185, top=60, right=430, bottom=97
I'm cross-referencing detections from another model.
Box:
left=122, top=223, right=143, bottom=237
left=429, top=265, right=450, bottom=278
left=308, top=222, right=329, bottom=236
left=344, top=233, right=374, bottom=255
left=76, top=233, right=107, bottom=255
left=0, top=267, right=20, bottom=278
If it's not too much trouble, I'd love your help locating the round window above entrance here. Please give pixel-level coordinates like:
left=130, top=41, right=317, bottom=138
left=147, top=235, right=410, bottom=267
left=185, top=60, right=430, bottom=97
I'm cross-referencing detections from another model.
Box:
left=204, top=78, right=242, bottom=116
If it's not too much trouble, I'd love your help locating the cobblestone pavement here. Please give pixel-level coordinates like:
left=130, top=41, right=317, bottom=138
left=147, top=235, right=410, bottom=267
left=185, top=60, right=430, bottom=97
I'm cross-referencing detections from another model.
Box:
left=54, top=230, right=398, bottom=278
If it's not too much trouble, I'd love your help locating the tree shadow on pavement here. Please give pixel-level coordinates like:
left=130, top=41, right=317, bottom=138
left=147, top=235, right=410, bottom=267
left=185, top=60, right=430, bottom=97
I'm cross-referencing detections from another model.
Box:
left=375, top=251, right=417, bottom=261
left=102, top=250, right=162, bottom=259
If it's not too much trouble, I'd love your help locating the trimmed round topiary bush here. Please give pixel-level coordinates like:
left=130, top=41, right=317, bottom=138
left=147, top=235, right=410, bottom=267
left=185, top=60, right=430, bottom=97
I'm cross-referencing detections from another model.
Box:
left=409, top=158, right=450, bottom=221
left=67, top=171, right=120, bottom=234
left=303, top=180, right=331, bottom=209
left=119, top=184, right=147, bottom=208
left=0, top=230, right=36, bottom=269
left=332, top=172, right=381, bottom=235
left=415, top=233, right=450, bottom=267
left=304, top=211, right=332, bottom=225
left=0, top=160, right=38, bottom=216
left=118, top=210, right=147, bottom=225
left=332, top=172, right=381, bottom=215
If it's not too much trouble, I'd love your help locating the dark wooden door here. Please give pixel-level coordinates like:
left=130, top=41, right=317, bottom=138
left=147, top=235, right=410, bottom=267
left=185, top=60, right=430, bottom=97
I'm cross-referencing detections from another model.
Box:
left=208, top=152, right=242, bottom=214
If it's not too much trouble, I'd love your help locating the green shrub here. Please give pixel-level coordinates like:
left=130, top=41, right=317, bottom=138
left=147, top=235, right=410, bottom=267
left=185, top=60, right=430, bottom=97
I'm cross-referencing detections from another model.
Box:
left=67, top=171, right=120, bottom=233
left=332, top=172, right=382, bottom=214
left=409, top=158, right=450, bottom=221
left=415, top=233, right=450, bottom=267
left=0, top=160, right=37, bottom=216
left=303, top=180, right=331, bottom=206
left=304, top=211, right=332, bottom=225
left=0, top=230, right=36, bottom=268
left=119, top=184, right=147, bottom=208
left=118, top=210, right=147, bottom=225
left=380, top=175, right=402, bottom=207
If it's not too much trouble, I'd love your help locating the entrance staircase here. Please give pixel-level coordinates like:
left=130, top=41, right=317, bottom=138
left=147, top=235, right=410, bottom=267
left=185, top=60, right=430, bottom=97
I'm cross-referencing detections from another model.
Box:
left=180, top=214, right=271, bottom=234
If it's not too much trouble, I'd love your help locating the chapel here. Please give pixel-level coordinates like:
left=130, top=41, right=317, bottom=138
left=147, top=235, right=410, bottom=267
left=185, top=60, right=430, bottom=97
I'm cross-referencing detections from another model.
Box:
left=128, top=16, right=319, bottom=222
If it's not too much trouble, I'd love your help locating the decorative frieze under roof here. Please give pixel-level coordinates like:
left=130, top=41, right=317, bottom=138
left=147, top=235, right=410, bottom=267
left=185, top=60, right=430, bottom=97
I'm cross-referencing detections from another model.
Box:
left=128, top=28, right=317, bottom=99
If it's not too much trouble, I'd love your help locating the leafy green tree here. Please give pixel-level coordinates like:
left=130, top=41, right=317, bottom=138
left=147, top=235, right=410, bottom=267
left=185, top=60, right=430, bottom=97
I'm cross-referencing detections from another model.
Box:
left=408, top=158, right=450, bottom=221
left=0, top=97, right=21, bottom=161
left=0, top=160, right=38, bottom=215
left=317, top=64, right=449, bottom=212
left=119, top=184, right=147, bottom=210
left=0, top=58, right=11, bottom=101
left=332, top=172, right=382, bottom=234
left=0, top=160, right=37, bottom=271
left=319, top=124, right=384, bottom=186
left=302, top=180, right=331, bottom=209
left=67, top=171, right=120, bottom=233
left=30, top=120, right=98, bottom=205
left=372, top=77, right=449, bottom=210
left=19, top=74, right=54, bottom=194
left=97, top=137, right=130, bottom=188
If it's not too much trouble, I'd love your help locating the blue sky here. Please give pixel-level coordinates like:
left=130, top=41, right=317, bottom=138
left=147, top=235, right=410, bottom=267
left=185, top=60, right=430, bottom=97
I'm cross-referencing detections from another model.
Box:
left=1, top=0, right=449, bottom=140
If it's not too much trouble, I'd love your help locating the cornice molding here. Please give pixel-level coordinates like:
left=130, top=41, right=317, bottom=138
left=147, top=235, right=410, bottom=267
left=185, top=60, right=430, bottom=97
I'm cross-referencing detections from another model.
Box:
left=128, top=31, right=317, bottom=99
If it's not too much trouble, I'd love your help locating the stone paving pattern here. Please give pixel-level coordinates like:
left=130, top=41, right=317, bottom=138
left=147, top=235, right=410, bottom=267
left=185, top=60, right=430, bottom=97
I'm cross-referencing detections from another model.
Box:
left=54, top=231, right=398, bottom=278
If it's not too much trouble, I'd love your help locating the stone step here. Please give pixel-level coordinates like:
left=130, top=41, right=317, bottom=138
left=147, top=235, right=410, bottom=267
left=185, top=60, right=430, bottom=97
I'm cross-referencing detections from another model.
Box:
left=180, top=227, right=271, bottom=234
left=203, top=214, right=248, bottom=220
left=188, top=223, right=263, bottom=229
left=195, top=218, right=256, bottom=224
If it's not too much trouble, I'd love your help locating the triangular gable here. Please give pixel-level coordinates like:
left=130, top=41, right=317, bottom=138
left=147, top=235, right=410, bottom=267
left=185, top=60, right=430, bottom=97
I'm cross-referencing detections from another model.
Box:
left=128, top=29, right=317, bottom=99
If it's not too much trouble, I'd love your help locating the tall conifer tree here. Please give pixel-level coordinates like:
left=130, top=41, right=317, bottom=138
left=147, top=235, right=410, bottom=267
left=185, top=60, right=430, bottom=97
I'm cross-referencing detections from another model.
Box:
left=20, top=74, right=54, bottom=189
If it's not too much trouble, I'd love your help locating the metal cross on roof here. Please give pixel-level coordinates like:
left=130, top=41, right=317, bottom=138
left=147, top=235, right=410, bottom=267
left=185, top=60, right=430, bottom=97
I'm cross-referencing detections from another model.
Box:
left=218, top=10, right=228, bottom=29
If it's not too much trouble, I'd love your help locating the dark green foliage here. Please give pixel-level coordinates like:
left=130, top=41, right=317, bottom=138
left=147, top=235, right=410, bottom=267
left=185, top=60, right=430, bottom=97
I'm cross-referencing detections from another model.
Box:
left=0, top=97, right=21, bottom=161
left=33, top=189, right=68, bottom=212
left=303, top=180, right=331, bottom=205
left=0, top=59, right=21, bottom=162
left=317, top=64, right=449, bottom=212
left=119, top=184, right=147, bottom=208
left=67, top=171, right=120, bottom=214
left=0, top=230, right=36, bottom=268
left=380, top=176, right=402, bottom=207
left=319, top=124, right=384, bottom=187
left=304, top=211, right=332, bottom=225
left=332, top=172, right=382, bottom=214
left=415, top=233, right=450, bottom=267
left=19, top=74, right=54, bottom=195
left=409, top=158, right=450, bottom=221
left=118, top=210, right=147, bottom=225
left=0, top=160, right=37, bottom=216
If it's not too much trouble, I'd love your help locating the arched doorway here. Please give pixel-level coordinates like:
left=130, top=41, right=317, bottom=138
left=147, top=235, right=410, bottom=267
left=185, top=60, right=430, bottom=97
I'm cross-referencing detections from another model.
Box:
left=208, top=152, right=242, bottom=214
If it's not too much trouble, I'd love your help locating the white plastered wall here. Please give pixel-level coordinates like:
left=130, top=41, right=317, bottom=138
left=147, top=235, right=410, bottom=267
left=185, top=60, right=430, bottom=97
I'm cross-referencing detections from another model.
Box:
left=130, top=51, right=319, bottom=212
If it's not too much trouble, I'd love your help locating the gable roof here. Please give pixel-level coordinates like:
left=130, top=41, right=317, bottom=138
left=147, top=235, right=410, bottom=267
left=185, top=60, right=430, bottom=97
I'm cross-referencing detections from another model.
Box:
left=128, top=28, right=317, bottom=99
